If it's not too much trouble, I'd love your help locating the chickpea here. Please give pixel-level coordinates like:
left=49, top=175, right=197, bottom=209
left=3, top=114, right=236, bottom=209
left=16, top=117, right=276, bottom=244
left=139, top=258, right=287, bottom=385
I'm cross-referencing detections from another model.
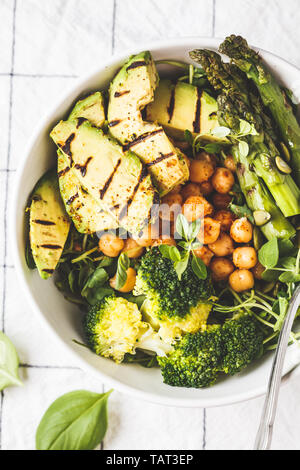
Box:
left=99, top=233, right=124, bottom=257
left=230, top=217, right=253, bottom=243
left=182, top=196, right=213, bottom=222
left=208, top=232, right=235, bottom=257
left=210, top=257, right=235, bottom=281
left=233, top=247, right=257, bottom=269
left=159, top=193, right=183, bottom=221
left=134, top=224, right=159, bottom=247
left=122, top=238, right=144, bottom=258
left=212, top=167, right=235, bottom=194
left=224, top=155, right=236, bottom=173
left=193, top=246, right=214, bottom=266
left=252, top=262, right=265, bottom=280
left=229, top=269, right=255, bottom=292
left=199, top=179, right=213, bottom=196
left=214, top=210, right=235, bottom=232
left=190, top=153, right=215, bottom=183
left=181, top=182, right=201, bottom=201
left=212, top=193, right=232, bottom=210
left=110, top=267, right=137, bottom=293
left=198, top=217, right=221, bottom=245
left=152, top=236, right=176, bottom=247
left=168, top=184, right=182, bottom=195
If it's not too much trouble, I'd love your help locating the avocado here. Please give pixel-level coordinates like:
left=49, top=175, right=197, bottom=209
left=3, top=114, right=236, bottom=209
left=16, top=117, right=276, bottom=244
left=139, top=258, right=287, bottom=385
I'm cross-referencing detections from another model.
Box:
left=107, top=51, right=189, bottom=196
left=57, top=150, right=118, bottom=233
left=68, top=92, right=106, bottom=128
left=146, top=79, right=220, bottom=140
left=29, top=169, right=70, bottom=279
left=51, top=119, right=158, bottom=235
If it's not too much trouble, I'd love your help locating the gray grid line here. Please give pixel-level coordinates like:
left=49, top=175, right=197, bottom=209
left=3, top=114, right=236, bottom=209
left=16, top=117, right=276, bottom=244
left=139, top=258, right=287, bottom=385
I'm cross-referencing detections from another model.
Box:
left=0, top=0, right=17, bottom=451
left=0, top=169, right=16, bottom=172
left=20, top=364, right=80, bottom=370
left=0, top=72, right=78, bottom=78
left=111, top=0, right=117, bottom=55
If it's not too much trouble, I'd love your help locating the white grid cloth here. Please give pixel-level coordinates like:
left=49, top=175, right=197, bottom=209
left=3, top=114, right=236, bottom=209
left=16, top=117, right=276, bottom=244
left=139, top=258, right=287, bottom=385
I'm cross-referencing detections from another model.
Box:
left=1, top=0, right=300, bottom=451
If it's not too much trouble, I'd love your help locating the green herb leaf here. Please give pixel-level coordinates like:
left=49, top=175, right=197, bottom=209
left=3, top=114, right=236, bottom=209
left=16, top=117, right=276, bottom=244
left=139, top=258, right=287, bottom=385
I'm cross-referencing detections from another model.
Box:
left=203, top=143, right=222, bottom=154
left=191, top=255, right=207, bottom=280
left=211, top=126, right=231, bottom=139
left=81, top=267, right=110, bottom=305
left=279, top=272, right=300, bottom=283
left=258, top=238, right=279, bottom=269
left=184, top=129, right=194, bottom=145
left=188, top=219, right=202, bottom=240
left=159, top=245, right=181, bottom=262
left=229, top=201, right=254, bottom=223
left=274, top=296, right=289, bottom=331
left=238, top=140, right=249, bottom=158
left=0, top=331, right=23, bottom=391
left=278, top=239, right=297, bottom=257
left=115, top=253, right=130, bottom=290
left=174, top=253, right=189, bottom=280
left=176, top=214, right=190, bottom=240
left=261, top=269, right=280, bottom=282
left=36, top=389, right=113, bottom=450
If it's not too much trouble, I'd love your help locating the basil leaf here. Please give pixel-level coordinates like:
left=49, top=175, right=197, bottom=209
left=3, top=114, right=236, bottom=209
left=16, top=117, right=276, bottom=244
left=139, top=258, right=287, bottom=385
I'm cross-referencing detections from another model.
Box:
left=191, top=256, right=207, bottom=280
left=203, top=143, right=222, bottom=154
left=0, top=331, right=23, bottom=391
left=261, top=269, right=280, bottom=282
left=36, top=389, right=113, bottom=450
left=280, top=257, right=296, bottom=270
left=258, top=238, right=279, bottom=269
left=158, top=244, right=180, bottom=262
left=278, top=240, right=297, bottom=257
left=176, top=214, right=190, bottom=240
left=239, top=119, right=252, bottom=135
left=115, top=253, right=130, bottom=289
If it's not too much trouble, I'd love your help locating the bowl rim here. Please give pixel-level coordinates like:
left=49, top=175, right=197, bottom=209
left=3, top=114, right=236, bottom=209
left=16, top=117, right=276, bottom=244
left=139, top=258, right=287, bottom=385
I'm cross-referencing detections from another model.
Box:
left=10, top=36, right=300, bottom=408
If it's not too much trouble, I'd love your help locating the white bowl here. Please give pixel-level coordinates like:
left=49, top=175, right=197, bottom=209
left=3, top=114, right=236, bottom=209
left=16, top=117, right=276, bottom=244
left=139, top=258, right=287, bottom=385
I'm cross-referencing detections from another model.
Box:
left=11, top=37, right=300, bottom=408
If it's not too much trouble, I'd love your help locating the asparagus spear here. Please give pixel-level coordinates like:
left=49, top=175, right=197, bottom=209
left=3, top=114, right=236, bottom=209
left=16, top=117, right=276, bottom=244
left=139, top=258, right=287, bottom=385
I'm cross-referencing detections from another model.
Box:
left=219, top=34, right=300, bottom=186
left=189, top=48, right=300, bottom=218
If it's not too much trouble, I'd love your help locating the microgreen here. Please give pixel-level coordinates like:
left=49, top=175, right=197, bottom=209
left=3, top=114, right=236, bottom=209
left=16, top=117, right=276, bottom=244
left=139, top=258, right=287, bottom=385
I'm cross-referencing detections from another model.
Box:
left=159, top=214, right=207, bottom=281
left=115, top=253, right=130, bottom=289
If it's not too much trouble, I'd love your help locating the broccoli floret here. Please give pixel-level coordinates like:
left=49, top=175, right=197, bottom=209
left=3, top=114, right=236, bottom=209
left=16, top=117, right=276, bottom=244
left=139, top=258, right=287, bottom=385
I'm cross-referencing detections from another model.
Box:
left=158, top=325, right=223, bottom=388
left=221, top=313, right=264, bottom=375
left=84, top=295, right=172, bottom=363
left=158, top=314, right=263, bottom=388
left=134, top=247, right=215, bottom=342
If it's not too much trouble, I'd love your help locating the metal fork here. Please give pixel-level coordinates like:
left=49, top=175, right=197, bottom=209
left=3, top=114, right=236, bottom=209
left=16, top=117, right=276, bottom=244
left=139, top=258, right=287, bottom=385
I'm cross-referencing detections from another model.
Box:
left=254, top=285, right=300, bottom=450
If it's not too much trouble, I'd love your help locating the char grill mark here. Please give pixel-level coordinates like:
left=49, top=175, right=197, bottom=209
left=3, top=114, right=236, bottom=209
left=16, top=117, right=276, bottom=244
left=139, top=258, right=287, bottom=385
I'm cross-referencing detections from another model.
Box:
left=74, top=156, right=93, bottom=177
left=119, top=167, right=148, bottom=221
left=57, top=166, right=70, bottom=178
left=66, top=193, right=79, bottom=205
left=42, top=268, right=54, bottom=274
left=167, top=87, right=175, bottom=123
left=126, top=60, right=147, bottom=71
left=108, top=119, right=122, bottom=127
left=193, top=88, right=201, bottom=133
left=114, top=90, right=130, bottom=98
left=33, top=219, right=56, bottom=226
left=123, top=128, right=164, bottom=151
left=146, top=152, right=175, bottom=167
left=58, top=133, right=76, bottom=165
left=99, top=158, right=122, bottom=199
left=40, top=244, right=62, bottom=249
left=76, top=117, right=87, bottom=128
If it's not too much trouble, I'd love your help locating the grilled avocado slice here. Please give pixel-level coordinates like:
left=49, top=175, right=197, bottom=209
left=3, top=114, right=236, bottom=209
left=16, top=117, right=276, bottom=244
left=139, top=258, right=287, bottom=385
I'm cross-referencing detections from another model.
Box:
left=57, top=150, right=118, bottom=233
left=51, top=119, right=158, bottom=235
left=68, top=91, right=106, bottom=128
left=146, top=79, right=220, bottom=140
left=29, top=169, right=70, bottom=279
left=107, top=51, right=189, bottom=196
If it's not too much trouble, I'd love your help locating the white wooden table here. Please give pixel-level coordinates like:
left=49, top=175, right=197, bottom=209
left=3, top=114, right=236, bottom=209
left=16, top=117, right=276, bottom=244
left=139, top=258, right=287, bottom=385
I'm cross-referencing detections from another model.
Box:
left=1, top=0, right=300, bottom=450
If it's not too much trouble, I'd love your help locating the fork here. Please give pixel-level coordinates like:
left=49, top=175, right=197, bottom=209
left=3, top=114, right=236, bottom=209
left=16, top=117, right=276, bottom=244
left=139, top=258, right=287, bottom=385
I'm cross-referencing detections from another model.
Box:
left=254, top=284, right=300, bottom=450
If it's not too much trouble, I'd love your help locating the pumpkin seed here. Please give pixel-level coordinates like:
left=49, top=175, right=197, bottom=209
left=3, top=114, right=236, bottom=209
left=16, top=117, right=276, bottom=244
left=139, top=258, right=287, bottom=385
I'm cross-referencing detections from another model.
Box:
left=253, top=226, right=264, bottom=250
left=253, top=210, right=271, bottom=226
left=275, top=156, right=292, bottom=174
left=280, top=142, right=291, bottom=162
